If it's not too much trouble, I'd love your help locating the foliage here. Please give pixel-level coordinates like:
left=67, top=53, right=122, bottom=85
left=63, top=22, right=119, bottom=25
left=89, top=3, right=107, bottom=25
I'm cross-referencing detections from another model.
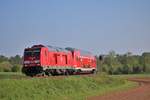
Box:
left=97, top=51, right=150, bottom=74
left=0, top=74, right=136, bottom=100
left=141, top=53, right=150, bottom=72
left=0, top=56, right=8, bottom=63
left=0, top=72, right=26, bottom=79
left=9, top=55, right=22, bottom=65
left=0, top=61, right=12, bottom=72
left=11, top=65, right=21, bottom=72
left=0, top=55, right=22, bottom=72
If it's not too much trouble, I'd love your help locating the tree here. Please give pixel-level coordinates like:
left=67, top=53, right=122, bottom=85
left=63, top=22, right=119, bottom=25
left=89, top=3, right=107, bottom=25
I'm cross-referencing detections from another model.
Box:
left=9, top=55, right=22, bottom=65
left=0, top=61, right=12, bottom=72
left=100, top=51, right=144, bottom=74
left=0, top=55, right=8, bottom=63
left=96, top=55, right=105, bottom=73
left=141, top=52, right=150, bottom=72
left=102, top=51, right=123, bottom=74
left=11, top=65, right=21, bottom=72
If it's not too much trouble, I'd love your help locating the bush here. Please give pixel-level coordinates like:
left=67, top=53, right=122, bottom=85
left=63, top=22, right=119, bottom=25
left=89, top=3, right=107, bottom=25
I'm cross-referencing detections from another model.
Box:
left=0, top=67, right=3, bottom=72
left=0, top=61, right=12, bottom=72
left=132, top=66, right=143, bottom=73
left=11, top=65, right=21, bottom=72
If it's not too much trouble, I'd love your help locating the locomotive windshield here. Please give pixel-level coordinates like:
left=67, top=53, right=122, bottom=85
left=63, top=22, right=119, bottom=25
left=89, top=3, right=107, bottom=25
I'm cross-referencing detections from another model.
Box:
left=24, top=49, right=40, bottom=57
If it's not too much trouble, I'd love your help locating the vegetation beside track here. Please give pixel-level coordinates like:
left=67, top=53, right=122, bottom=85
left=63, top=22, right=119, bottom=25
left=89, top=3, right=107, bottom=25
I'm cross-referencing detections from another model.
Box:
left=110, top=73, right=150, bottom=79
left=0, top=73, right=136, bottom=100
left=0, top=72, right=26, bottom=79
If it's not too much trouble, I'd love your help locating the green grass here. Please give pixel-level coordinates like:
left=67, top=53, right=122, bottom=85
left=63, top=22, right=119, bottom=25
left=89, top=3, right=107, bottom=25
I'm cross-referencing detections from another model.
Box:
left=0, top=73, right=137, bottom=100
left=0, top=72, right=26, bottom=79
left=110, top=73, right=150, bottom=79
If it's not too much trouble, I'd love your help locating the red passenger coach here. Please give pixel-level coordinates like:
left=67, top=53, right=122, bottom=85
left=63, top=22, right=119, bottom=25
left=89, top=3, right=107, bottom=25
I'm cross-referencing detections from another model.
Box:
left=22, top=44, right=97, bottom=76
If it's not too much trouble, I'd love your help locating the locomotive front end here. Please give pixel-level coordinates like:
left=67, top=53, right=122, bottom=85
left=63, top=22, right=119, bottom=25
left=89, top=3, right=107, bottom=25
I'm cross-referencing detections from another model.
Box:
left=22, top=45, right=43, bottom=76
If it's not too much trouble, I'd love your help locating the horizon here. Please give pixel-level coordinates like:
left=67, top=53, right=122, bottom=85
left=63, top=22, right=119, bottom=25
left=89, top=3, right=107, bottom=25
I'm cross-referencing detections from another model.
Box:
left=1, top=43, right=149, bottom=57
left=0, top=0, right=150, bottom=56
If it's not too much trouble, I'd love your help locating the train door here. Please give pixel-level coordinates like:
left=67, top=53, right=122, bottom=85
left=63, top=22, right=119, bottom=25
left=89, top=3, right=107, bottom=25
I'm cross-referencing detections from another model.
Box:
left=41, top=48, right=49, bottom=66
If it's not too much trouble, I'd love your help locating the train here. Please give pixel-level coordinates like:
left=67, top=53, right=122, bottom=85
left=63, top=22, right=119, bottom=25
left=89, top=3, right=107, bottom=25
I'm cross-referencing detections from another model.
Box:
left=22, top=44, right=97, bottom=76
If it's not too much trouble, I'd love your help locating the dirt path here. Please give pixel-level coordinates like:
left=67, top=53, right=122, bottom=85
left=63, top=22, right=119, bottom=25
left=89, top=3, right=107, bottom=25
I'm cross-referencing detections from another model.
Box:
left=88, top=77, right=150, bottom=100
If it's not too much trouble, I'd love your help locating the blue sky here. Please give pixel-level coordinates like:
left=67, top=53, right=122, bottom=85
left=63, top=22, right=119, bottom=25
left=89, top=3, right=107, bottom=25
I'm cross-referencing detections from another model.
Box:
left=0, top=0, right=150, bottom=56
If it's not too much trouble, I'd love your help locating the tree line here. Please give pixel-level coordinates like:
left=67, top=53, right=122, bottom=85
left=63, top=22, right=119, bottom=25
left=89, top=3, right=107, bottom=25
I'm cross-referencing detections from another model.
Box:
left=0, top=51, right=150, bottom=74
left=97, top=51, right=150, bottom=74
left=0, top=55, right=22, bottom=72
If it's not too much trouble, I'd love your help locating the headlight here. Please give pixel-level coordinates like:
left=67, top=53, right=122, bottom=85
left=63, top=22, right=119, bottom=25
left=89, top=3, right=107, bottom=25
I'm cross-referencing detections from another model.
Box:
left=34, top=60, right=40, bottom=63
left=24, top=61, right=30, bottom=64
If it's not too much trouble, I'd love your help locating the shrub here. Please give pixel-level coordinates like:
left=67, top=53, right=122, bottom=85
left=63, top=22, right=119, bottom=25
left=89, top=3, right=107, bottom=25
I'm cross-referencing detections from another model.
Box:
left=0, top=61, right=12, bottom=72
left=11, top=65, right=21, bottom=72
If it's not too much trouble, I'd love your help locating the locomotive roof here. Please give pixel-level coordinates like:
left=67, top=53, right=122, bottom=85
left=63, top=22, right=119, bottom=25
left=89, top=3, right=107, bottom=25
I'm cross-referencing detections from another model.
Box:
left=65, top=47, right=93, bottom=56
left=28, top=45, right=93, bottom=56
left=47, top=45, right=69, bottom=52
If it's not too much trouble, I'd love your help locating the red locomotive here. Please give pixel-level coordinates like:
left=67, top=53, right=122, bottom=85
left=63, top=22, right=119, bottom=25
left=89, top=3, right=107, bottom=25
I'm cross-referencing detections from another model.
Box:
left=22, top=44, right=97, bottom=76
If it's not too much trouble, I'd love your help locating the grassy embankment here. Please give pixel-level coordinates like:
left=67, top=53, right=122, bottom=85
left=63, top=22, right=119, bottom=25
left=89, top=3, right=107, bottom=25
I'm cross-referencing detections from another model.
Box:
left=0, top=73, right=137, bottom=100
left=0, top=72, right=26, bottom=79
left=110, top=73, right=150, bottom=79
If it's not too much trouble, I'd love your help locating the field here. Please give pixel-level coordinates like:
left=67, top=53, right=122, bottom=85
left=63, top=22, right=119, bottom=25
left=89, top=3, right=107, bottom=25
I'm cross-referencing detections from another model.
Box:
left=0, top=72, right=26, bottom=79
left=89, top=75, right=150, bottom=100
left=110, top=73, right=150, bottom=78
left=0, top=72, right=137, bottom=100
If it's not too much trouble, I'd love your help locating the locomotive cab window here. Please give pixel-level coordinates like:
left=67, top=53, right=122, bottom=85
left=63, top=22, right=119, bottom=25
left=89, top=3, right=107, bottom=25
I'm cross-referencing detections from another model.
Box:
left=24, top=51, right=32, bottom=57
left=24, top=49, right=40, bottom=57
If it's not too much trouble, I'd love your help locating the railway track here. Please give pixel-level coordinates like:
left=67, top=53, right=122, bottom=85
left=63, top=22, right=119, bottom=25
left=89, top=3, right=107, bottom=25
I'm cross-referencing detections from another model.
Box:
left=0, top=73, right=95, bottom=80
